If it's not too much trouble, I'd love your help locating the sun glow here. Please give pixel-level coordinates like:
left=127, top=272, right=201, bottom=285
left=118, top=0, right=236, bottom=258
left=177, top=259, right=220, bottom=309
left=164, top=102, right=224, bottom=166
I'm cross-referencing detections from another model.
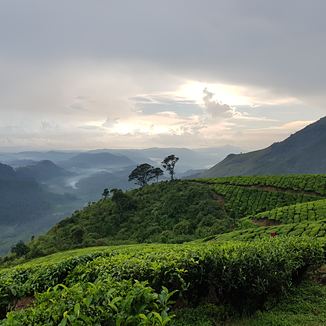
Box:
left=175, top=81, right=254, bottom=106
left=174, top=80, right=300, bottom=107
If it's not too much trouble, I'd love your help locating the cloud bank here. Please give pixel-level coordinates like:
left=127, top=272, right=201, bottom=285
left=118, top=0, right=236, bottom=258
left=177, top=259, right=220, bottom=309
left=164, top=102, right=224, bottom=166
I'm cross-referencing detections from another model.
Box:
left=0, top=0, right=325, bottom=150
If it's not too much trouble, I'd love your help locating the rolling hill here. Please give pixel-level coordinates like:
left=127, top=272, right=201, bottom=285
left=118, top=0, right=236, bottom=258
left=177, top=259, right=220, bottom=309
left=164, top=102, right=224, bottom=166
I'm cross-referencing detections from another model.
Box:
left=60, top=152, right=135, bottom=169
left=1, top=174, right=326, bottom=325
left=203, top=117, right=326, bottom=177
left=25, top=174, right=326, bottom=256
left=15, top=160, right=71, bottom=182
left=0, top=162, right=78, bottom=255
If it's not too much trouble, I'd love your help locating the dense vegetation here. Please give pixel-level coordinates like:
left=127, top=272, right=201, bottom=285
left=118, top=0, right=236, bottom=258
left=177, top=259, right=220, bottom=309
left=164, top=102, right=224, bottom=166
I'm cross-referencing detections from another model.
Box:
left=243, top=198, right=326, bottom=225
left=200, top=174, right=326, bottom=195
left=2, top=174, right=326, bottom=324
left=0, top=238, right=323, bottom=325
left=7, top=175, right=324, bottom=258
left=26, top=181, right=230, bottom=257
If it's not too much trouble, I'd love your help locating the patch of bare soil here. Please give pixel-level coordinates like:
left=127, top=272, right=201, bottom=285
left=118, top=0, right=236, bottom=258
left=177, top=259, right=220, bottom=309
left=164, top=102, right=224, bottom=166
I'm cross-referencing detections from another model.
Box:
left=311, top=265, right=326, bottom=285
left=14, top=296, right=35, bottom=310
left=252, top=217, right=281, bottom=227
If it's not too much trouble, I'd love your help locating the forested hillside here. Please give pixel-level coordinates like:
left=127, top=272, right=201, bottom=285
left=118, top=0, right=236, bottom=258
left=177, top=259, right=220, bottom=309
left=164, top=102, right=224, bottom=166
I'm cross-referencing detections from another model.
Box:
left=23, top=174, right=326, bottom=257
left=28, top=181, right=231, bottom=256
left=0, top=163, right=77, bottom=255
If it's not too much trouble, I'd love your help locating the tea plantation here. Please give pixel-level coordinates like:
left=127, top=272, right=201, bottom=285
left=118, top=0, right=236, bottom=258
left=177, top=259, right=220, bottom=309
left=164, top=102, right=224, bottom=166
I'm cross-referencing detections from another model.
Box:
left=1, top=175, right=326, bottom=325
left=0, top=238, right=324, bottom=325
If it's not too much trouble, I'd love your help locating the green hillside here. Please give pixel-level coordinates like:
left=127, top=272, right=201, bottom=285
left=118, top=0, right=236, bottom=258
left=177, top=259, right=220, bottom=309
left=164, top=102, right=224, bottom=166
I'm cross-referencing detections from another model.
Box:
left=20, top=175, right=326, bottom=257
left=202, top=117, right=326, bottom=177
left=25, top=181, right=231, bottom=257
left=243, top=198, right=326, bottom=226
left=1, top=174, right=326, bottom=325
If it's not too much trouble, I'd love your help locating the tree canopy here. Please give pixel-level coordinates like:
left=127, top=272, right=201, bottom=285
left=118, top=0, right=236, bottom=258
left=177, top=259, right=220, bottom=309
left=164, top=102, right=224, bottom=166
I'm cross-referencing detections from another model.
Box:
left=162, top=155, right=179, bottom=180
left=128, top=163, right=160, bottom=187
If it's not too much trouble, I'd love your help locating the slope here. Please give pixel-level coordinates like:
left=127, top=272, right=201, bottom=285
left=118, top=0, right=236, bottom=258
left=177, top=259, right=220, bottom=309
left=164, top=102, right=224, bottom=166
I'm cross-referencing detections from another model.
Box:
left=28, top=180, right=231, bottom=256
left=0, top=163, right=77, bottom=255
left=203, top=116, right=326, bottom=177
left=24, top=175, right=326, bottom=257
left=15, top=160, right=71, bottom=182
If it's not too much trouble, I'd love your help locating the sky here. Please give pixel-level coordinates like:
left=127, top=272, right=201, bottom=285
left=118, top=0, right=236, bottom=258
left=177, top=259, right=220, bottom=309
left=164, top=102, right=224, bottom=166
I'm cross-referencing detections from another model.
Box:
left=0, top=0, right=325, bottom=151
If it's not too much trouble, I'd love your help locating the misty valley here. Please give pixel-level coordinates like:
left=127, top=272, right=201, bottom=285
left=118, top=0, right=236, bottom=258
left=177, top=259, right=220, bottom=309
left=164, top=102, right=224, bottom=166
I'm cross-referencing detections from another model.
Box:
left=0, top=146, right=239, bottom=255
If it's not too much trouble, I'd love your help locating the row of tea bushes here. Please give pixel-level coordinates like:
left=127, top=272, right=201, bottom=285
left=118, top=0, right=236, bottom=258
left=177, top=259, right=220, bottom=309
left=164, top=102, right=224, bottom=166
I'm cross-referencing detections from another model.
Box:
left=215, top=220, right=326, bottom=242
left=199, top=175, right=326, bottom=196
left=1, top=238, right=324, bottom=324
left=207, top=183, right=318, bottom=219
left=243, top=199, right=326, bottom=225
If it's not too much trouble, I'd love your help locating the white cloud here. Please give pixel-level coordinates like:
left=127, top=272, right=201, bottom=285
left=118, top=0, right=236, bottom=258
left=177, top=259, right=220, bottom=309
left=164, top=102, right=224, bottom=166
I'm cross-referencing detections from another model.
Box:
left=202, top=88, right=236, bottom=120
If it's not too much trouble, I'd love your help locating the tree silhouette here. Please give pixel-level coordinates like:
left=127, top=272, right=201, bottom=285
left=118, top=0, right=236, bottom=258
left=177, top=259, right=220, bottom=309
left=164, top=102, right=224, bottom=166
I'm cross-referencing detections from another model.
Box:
left=11, top=241, right=29, bottom=257
left=102, top=188, right=110, bottom=199
left=151, top=167, right=164, bottom=182
left=162, top=154, right=179, bottom=180
left=128, top=163, right=157, bottom=187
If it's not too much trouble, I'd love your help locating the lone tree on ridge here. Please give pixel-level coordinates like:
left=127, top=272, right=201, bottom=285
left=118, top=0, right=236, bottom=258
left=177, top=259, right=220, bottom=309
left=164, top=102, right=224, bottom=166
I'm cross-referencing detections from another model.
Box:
left=162, top=154, right=179, bottom=180
left=128, top=163, right=158, bottom=187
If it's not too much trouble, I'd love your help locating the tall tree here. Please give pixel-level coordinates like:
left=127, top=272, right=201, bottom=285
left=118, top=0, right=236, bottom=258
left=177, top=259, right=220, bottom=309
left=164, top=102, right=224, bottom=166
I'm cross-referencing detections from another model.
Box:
left=128, top=163, right=156, bottom=187
left=162, top=155, right=179, bottom=180
left=151, top=167, right=164, bottom=182
left=11, top=241, right=29, bottom=257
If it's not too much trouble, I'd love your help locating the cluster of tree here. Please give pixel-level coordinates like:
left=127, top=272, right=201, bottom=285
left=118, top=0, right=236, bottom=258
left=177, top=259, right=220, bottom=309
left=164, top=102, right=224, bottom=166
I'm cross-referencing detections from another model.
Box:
left=21, top=180, right=231, bottom=258
left=128, top=154, right=179, bottom=187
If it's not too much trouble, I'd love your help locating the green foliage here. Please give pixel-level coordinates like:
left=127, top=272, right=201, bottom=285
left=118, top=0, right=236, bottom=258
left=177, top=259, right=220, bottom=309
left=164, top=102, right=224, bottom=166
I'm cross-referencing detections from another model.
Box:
left=196, top=176, right=324, bottom=219
left=8, top=175, right=325, bottom=257
left=162, top=155, right=179, bottom=180
left=28, top=181, right=230, bottom=255
left=229, top=280, right=326, bottom=326
left=213, top=219, right=326, bottom=242
left=10, top=241, right=29, bottom=258
left=173, top=304, right=230, bottom=326
left=243, top=198, right=326, bottom=225
left=129, top=163, right=160, bottom=187
left=200, top=174, right=326, bottom=196
left=2, top=174, right=326, bottom=324
left=3, top=280, right=175, bottom=326
left=0, top=238, right=323, bottom=323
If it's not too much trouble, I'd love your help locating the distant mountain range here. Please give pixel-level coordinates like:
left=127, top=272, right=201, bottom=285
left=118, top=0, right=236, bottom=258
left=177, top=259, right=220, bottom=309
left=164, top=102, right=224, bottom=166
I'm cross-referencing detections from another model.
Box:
left=60, top=152, right=135, bottom=169
left=0, top=146, right=242, bottom=254
left=203, top=117, right=326, bottom=177
left=16, top=160, right=71, bottom=182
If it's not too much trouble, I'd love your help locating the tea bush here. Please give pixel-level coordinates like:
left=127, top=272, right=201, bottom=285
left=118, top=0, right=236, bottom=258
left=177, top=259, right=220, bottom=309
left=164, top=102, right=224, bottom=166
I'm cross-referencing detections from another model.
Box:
left=0, top=238, right=323, bottom=324
left=243, top=199, right=326, bottom=225
left=199, top=175, right=326, bottom=196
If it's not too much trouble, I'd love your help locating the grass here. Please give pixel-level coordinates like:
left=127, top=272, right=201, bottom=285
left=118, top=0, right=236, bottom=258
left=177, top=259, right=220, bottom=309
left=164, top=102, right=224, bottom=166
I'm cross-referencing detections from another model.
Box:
left=230, top=280, right=326, bottom=326
left=173, top=280, right=326, bottom=326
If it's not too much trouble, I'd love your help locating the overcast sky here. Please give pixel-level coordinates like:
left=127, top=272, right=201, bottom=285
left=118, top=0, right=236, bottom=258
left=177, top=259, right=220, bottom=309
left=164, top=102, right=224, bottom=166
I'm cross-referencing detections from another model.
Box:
left=0, top=0, right=325, bottom=151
